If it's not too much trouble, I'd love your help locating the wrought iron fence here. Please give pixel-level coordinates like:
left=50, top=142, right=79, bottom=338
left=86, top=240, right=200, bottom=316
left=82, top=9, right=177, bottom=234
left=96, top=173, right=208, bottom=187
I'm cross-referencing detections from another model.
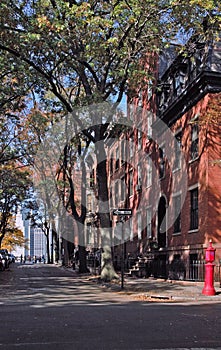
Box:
left=188, top=260, right=221, bottom=283
left=128, top=257, right=221, bottom=283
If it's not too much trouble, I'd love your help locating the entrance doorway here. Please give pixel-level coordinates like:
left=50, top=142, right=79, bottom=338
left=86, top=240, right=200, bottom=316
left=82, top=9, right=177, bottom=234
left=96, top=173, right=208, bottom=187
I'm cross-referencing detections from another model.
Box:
left=157, top=196, right=167, bottom=248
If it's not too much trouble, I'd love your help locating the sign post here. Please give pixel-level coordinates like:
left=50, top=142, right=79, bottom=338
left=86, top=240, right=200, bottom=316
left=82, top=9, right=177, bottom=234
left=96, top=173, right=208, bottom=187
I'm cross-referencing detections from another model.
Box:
left=113, top=209, right=132, bottom=289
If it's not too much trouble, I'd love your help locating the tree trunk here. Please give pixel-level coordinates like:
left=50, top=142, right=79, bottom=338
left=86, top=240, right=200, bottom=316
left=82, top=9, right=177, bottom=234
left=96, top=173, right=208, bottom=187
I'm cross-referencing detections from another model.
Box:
left=62, top=238, right=70, bottom=266
left=78, top=245, right=89, bottom=273
left=95, top=141, right=118, bottom=281
left=46, top=228, right=51, bottom=264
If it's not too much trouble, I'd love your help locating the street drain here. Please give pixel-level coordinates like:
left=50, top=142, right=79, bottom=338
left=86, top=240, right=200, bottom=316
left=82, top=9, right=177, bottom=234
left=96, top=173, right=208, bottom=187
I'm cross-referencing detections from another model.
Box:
left=150, top=295, right=171, bottom=300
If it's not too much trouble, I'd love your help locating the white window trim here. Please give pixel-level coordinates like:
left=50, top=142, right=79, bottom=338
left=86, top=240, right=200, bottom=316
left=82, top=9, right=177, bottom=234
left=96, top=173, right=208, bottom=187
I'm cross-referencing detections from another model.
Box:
left=146, top=153, right=152, bottom=188
left=146, top=206, right=152, bottom=239
left=172, top=192, right=182, bottom=235
left=188, top=184, right=199, bottom=233
left=137, top=211, right=142, bottom=240
left=159, top=143, right=166, bottom=180
left=173, top=128, right=182, bottom=171
left=188, top=183, right=199, bottom=191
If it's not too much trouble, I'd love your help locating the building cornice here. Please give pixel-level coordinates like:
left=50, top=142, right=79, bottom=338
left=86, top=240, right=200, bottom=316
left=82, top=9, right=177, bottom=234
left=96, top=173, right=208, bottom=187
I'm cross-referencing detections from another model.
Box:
left=153, top=69, right=221, bottom=135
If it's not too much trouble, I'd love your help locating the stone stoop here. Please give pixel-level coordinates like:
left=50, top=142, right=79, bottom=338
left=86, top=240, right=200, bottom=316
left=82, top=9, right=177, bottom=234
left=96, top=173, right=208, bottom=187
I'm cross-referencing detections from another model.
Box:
left=127, top=257, right=148, bottom=278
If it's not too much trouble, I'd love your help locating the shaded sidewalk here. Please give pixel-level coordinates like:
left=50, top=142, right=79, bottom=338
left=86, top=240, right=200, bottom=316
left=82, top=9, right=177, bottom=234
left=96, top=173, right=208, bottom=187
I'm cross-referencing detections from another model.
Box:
left=88, top=274, right=221, bottom=303
left=58, top=264, right=221, bottom=303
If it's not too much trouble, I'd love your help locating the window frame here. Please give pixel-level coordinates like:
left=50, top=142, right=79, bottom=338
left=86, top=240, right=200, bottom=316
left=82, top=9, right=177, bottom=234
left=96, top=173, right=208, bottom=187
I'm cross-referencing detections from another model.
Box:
left=146, top=207, right=152, bottom=239
left=159, top=145, right=165, bottom=179
left=137, top=212, right=142, bottom=240
left=174, top=131, right=182, bottom=170
left=190, top=123, right=199, bottom=161
left=130, top=133, right=134, bottom=159
left=115, top=146, right=119, bottom=170
left=137, top=129, right=142, bottom=152
left=146, top=154, right=152, bottom=188
left=129, top=169, right=133, bottom=197
left=190, top=187, right=198, bottom=231
left=173, top=193, right=181, bottom=234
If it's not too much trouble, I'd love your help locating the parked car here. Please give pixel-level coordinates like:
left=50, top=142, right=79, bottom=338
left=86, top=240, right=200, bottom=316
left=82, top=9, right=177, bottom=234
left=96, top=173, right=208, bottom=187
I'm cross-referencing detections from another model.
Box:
left=7, top=253, right=16, bottom=264
left=0, top=249, right=10, bottom=269
left=0, top=254, right=4, bottom=271
left=0, top=253, right=7, bottom=270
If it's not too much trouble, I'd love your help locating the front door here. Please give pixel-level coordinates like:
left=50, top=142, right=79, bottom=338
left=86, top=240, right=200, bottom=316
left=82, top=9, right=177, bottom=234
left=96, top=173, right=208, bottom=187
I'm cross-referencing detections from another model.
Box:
left=157, top=196, right=167, bottom=248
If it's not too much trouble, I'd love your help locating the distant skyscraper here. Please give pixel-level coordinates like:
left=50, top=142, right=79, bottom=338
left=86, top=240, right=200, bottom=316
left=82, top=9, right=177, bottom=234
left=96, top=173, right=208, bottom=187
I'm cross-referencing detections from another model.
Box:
left=14, top=207, right=46, bottom=260
left=30, top=227, right=46, bottom=258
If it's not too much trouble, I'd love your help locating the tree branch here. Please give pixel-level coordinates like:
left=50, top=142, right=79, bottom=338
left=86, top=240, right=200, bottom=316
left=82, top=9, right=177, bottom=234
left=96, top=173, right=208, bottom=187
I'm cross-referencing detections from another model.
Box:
left=77, top=59, right=100, bottom=88
left=0, top=43, right=74, bottom=113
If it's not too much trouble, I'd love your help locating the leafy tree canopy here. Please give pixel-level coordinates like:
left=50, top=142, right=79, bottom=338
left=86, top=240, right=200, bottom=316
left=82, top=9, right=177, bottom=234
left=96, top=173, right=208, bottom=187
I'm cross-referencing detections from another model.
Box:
left=0, top=0, right=220, bottom=113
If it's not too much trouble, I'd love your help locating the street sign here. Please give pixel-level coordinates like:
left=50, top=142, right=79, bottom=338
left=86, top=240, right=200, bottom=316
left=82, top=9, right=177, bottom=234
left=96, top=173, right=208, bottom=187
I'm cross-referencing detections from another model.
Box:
left=112, top=208, right=132, bottom=216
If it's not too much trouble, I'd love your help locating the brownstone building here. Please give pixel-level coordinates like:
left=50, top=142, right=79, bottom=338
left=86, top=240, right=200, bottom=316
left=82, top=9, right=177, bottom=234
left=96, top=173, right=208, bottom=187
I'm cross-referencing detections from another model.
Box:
left=108, top=35, right=221, bottom=280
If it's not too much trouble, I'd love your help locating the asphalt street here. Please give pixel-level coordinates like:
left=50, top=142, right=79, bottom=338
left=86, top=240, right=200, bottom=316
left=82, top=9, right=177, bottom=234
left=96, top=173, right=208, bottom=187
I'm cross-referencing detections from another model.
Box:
left=0, top=263, right=221, bottom=350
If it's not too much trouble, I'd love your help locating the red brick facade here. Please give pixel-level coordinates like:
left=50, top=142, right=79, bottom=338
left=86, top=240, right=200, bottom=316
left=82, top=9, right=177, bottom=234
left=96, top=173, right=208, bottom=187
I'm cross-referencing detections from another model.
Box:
left=107, top=38, right=221, bottom=279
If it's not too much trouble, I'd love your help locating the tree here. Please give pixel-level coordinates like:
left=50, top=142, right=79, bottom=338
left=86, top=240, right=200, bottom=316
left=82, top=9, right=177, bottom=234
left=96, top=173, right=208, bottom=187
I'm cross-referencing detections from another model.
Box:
left=1, top=215, right=28, bottom=252
left=0, top=162, right=31, bottom=247
left=55, top=134, right=90, bottom=272
left=0, top=0, right=219, bottom=280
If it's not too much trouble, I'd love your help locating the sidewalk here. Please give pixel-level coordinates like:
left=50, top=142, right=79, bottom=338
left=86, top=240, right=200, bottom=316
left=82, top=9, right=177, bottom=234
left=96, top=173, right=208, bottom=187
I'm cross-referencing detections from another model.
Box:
left=88, top=275, right=221, bottom=303
left=59, top=265, right=221, bottom=303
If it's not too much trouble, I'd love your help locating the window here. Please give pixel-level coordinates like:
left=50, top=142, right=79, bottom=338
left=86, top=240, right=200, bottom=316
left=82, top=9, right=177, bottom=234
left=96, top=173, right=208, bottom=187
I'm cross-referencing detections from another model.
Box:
left=146, top=155, right=152, bottom=187
left=174, top=132, right=182, bottom=170
left=137, top=163, right=142, bottom=186
left=129, top=170, right=133, bottom=197
left=190, top=123, right=199, bottom=160
left=159, top=146, right=165, bottom=179
left=115, top=147, right=119, bottom=170
left=121, top=139, right=125, bottom=165
left=138, top=90, right=143, bottom=107
left=90, top=169, right=95, bottom=188
left=109, top=185, right=113, bottom=209
left=120, top=176, right=125, bottom=202
left=115, top=180, right=119, bottom=205
left=174, top=69, right=186, bottom=97
left=146, top=208, right=152, bottom=238
left=128, top=103, right=134, bottom=121
left=137, top=212, right=142, bottom=239
left=190, top=188, right=198, bottom=230
left=86, top=223, right=93, bottom=245
left=147, top=111, right=153, bottom=139
left=138, top=130, right=142, bottom=151
left=130, top=134, right=134, bottom=159
left=174, top=74, right=181, bottom=96
left=147, top=80, right=153, bottom=100
left=173, top=194, right=181, bottom=233
left=87, top=194, right=92, bottom=212
left=110, top=156, right=113, bottom=174
left=130, top=219, right=134, bottom=241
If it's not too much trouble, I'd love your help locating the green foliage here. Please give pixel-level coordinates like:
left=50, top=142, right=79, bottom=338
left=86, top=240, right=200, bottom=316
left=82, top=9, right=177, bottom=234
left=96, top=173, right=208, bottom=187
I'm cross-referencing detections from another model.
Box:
left=0, top=0, right=219, bottom=108
left=0, top=0, right=220, bottom=277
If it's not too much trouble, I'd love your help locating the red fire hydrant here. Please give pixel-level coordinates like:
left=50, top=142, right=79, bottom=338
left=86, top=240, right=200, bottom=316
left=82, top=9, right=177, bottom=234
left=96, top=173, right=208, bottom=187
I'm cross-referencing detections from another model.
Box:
left=202, top=240, right=216, bottom=296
